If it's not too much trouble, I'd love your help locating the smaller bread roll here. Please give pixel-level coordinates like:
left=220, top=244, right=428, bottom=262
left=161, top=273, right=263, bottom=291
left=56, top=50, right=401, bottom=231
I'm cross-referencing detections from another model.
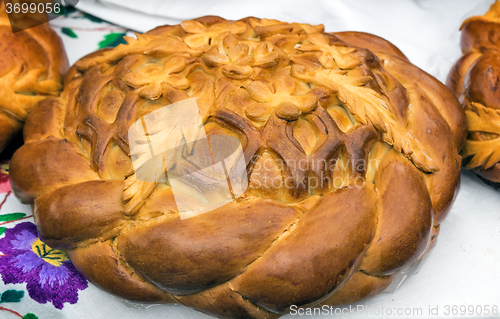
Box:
left=0, top=1, right=68, bottom=153
left=447, top=0, right=500, bottom=186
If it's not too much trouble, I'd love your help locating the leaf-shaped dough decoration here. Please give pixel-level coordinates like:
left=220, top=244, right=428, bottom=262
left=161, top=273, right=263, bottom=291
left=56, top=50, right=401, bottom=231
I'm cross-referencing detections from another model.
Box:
left=295, top=33, right=359, bottom=69
left=462, top=102, right=500, bottom=169
left=75, top=34, right=204, bottom=71
left=291, top=66, right=438, bottom=172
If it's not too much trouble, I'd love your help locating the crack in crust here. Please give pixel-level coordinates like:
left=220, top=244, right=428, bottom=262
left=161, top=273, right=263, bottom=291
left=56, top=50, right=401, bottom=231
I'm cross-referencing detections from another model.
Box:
left=9, top=15, right=465, bottom=319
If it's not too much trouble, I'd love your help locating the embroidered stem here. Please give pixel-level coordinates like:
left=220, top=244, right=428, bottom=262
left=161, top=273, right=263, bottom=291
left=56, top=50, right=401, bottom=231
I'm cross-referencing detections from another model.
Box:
left=0, top=215, right=33, bottom=226
left=0, top=306, right=23, bottom=318
left=0, top=192, right=10, bottom=211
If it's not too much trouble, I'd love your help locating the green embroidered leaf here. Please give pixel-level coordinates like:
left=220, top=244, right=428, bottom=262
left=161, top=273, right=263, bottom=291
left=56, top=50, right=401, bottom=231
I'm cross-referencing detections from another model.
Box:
left=0, top=227, right=6, bottom=235
left=51, top=3, right=76, bottom=16
left=0, top=213, right=26, bottom=222
left=98, top=32, right=127, bottom=49
left=24, top=314, right=38, bottom=319
left=61, top=27, right=78, bottom=39
left=0, top=290, right=24, bottom=303
left=64, top=5, right=77, bottom=17
left=83, top=13, right=104, bottom=23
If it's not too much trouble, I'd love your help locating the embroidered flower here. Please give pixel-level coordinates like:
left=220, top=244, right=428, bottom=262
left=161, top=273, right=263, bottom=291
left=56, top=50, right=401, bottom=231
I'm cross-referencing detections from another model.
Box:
left=0, top=222, right=88, bottom=309
left=0, top=161, right=11, bottom=193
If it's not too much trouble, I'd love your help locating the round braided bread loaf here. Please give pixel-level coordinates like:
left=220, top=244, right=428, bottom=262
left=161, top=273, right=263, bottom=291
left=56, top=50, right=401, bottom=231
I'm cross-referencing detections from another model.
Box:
left=0, top=1, right=68, bottom=153
left=447, top=0, right=500, bottom=186
left=10, top=16, right=465, bottom=318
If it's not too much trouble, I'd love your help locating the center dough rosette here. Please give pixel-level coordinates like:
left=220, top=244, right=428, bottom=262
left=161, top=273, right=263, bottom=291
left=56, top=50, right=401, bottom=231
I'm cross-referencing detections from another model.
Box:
left=9, top=16, right=466, bottom=319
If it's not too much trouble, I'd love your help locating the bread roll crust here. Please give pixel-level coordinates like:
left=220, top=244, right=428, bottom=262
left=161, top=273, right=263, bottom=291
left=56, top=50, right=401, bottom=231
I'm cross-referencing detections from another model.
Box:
left=447, top=0, right=500, bottom=185
left=0, top=1, right=68, bottom=153
left=11, top=16, right=464, bottom=318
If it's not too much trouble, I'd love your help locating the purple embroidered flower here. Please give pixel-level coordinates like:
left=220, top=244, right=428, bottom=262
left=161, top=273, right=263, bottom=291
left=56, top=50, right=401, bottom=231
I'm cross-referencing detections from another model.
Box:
left=0, top=222, right=88, bottom=309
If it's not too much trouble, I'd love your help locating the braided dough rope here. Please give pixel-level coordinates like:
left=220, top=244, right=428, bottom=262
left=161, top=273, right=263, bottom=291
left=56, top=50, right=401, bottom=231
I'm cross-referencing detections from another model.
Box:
left=10, top=16, right=465, bottom=318
left=447, top=0, right=500, bottom=185
left=0, top=1, right=67, bottom=153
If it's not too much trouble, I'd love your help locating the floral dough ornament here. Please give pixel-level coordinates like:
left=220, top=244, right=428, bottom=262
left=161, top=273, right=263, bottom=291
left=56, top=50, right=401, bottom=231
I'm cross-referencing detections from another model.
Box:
left=10, top=16, right=465, bottom=318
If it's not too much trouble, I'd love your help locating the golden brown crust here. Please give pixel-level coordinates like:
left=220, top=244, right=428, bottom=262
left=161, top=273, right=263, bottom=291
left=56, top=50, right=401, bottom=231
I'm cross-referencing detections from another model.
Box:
left=447, top=0, right=500, bottom=185
left=178, top=283, right=279, bottom=319
left=359, top=150, right=432, bottom=275
left=67, top=240, right=176, bottom=303
left=10, top=16, right=464, bottom=318
left=320, top=271, right=393, bottom=306
left=0, top=1, right=67, bottom=153
left=9, top=138, right=100, bottom=203
left=229, top=186, right=377, bottom=313
left=34, top=180, right=127, bottom=248
left=117, top=197, right=301, bottom=295
left=332, top=31, right=408, bottom=61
